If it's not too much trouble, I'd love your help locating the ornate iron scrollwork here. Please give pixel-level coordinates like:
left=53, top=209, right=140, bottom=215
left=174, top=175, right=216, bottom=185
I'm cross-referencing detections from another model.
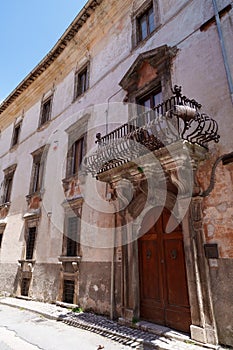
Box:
left=84, top=86, right=220, bottom=176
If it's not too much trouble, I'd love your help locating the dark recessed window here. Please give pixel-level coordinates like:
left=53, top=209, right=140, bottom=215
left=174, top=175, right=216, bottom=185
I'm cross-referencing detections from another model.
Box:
left=0, top=234, right=3, bottom=248
left=40, top=97, right=52, bottom=126
left=21, top=278, right=30, bottom=296
left=26, top=227, right=36, bottom=260
left=63, top=280, right=75, bottom=304
left=138, top=5, right=155, bottom=42
left=11, top=122, right=22, bottom=147
left=137, top=87, right=162, bottom=125
left=137, top=88, right=162, bottom=109
left=74, top=66, right=89, bottom=99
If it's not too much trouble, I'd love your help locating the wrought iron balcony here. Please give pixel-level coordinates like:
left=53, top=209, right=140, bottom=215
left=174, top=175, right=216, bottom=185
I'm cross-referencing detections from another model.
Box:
left=84, top=86, right=219, bottom=176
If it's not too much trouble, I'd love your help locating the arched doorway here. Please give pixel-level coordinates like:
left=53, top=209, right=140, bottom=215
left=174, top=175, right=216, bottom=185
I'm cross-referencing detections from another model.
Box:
left=138, top=207, right=191, bottom=333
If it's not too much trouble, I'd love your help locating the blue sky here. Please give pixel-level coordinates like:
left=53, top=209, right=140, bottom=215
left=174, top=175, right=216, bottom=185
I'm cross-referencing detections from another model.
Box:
left=0, top=0, right=86, bottom=103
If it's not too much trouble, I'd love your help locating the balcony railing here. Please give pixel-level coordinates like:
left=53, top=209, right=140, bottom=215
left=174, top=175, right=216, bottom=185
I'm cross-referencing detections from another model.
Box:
left=84, top=86, right=220, bottom=176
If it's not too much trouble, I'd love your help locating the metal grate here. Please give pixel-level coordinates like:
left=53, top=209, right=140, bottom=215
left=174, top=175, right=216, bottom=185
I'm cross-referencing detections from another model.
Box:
left=21, top=278, right=30, bottom=296
left=63, top=280, right=75, bottom=304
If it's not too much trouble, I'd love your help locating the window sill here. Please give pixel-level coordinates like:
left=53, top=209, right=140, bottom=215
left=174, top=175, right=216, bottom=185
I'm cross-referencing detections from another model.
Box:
left=37, top=120, right=51, bottom=132
left=0, top=202, right=11, bottom=209
left=62, top=170, right=86, bottom=184
left=18, top=259, right=36, bottom=264
left=16, top=295, right=32, bottom=301
left=10, top=144, right=19, bottom=152
left=58, top=256, right=82, bottom=263
left=26, top=190, right=44, bottom=201
left=72, top=90, right=89, bottom=103
left=132, top=25, right=161, bottom=52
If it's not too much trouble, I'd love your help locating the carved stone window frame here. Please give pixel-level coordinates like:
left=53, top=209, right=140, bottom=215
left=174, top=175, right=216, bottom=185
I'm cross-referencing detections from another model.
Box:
left=29, top=145, right=48, bottom=196
left=38, top=92, right=54, bottom=129
left=119, top=46, right=177, bottom=119
left=132, top=0, right=161, bottom=48
left=11, top=119, right=22, bottom=149
left=65, top=115, right=89, bottom=179
left=73, top=62, right=90, bottom=101
left=1, top=164, right=17, bottom=205
left=23, top=217, right=40, bottom=262
left=61, top=205, right=82, bottom=258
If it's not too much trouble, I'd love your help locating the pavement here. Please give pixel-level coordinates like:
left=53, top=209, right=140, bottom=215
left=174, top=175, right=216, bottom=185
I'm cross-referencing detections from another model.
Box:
left=0, top=297, right=229, bottom=350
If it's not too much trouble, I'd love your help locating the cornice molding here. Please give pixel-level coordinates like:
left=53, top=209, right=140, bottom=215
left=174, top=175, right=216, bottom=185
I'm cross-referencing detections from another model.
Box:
left=0, top=0, right=103, bottom=115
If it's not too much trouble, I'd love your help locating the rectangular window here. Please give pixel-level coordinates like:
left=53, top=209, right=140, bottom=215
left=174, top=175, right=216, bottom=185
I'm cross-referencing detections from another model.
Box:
left=26, top=227, right=36, bottom=260
left=66, top=217, right=78, bottom=257
left=63, top=280, right=75, bottom=304
left=21, top=278, right=30, bottom=296
left=137, top=87, right=162, bottom=125
left=30, top=148, right=46, bottom=194
left=39, top=96, right=52, bottom=126
left=2, top=165, right=16, bottom=204
left=3, top=176, right=13, bottom=203
left=74, top=66, right=89, bottom=99
left=138, top=88, right=162, bottom=109
left=11, top=121, right=22, bottom=147
left=138, top=4, right=155, bottom=42
left=71, top=137, right=84, bottom=175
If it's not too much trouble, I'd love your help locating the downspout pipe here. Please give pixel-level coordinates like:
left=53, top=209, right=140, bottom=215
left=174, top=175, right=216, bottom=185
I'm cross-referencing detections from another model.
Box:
left=212, top=0, right=233, bottom=105
left=198, top=151, right=233, bottom=197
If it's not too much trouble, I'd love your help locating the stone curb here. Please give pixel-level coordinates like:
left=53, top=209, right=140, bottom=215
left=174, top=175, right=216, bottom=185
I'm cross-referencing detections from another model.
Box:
left=0, top=299, right=58, bottom=321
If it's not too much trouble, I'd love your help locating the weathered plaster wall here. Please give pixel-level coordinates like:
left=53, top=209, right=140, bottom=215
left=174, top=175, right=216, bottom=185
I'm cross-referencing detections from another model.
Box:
left=30, top=264, right=60, bottom=302
left=0, top=0, right=232, bottom=345
left=209, top=260, right=233, bottom=347
left=79, top=261, right=121, bottom=316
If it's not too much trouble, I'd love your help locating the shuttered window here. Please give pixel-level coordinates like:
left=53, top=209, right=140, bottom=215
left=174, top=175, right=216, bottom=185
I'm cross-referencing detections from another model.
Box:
left=26, top=227, right=36, bottom=260
left=67, top=217, right=78, bottom=257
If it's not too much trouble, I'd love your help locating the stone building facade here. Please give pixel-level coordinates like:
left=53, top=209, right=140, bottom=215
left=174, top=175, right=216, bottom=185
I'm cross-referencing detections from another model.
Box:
left=0, top=0, right=233, bottom=347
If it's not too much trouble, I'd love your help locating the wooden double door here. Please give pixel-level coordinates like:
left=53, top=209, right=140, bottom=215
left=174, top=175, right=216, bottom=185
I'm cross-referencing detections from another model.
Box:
left=138, top=208, right=191, bottom=333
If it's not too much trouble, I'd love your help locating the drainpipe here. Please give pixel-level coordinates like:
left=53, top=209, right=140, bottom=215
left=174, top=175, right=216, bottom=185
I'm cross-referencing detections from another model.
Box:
left=212, top=0, right=233, bottom=105
left=110, top=199, right=117, bottom=320
left=106, top=88, right=123, bottom=134
left=198, top=151, right=233, bottom=197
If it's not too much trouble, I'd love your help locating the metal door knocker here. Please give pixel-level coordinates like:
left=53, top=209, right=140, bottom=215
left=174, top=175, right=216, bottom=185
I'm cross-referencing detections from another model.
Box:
left=170, top=249, right=177, bottom=260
